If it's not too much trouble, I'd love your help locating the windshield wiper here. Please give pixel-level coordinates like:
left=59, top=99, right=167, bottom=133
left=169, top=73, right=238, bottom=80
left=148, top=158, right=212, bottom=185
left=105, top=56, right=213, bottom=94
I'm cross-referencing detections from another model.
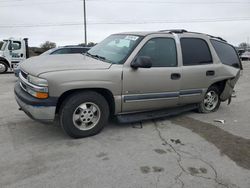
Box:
left=86, top=52, right=106, bottom=61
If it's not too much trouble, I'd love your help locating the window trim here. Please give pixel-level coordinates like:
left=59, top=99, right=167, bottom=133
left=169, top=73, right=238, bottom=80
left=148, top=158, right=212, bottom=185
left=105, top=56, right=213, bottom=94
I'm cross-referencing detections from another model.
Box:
left=134, top=37, right=178, bottom=68
left=210, top=39, right=243, bottom=70
left=180, top=37, right=213, bottom=66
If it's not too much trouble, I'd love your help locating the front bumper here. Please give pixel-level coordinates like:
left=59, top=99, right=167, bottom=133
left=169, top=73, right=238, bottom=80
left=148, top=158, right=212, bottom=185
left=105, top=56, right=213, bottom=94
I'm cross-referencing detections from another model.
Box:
left=14, top=68, right=20, bottom=77
left=14, top=82, right=58, bottom=122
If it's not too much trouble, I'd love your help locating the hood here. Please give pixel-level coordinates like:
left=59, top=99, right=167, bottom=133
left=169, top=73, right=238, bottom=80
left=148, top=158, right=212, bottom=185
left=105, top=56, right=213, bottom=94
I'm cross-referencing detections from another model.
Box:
left=20, top=54, right=112, bottom=76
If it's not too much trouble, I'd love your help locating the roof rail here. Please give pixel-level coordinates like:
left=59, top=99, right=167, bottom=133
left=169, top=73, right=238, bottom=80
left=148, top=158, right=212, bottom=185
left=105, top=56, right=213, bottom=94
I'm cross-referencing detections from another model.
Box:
left=207, top=35, right=227, bottom=42
left=63, top=45, right=85, bottom=48
left=159, top=29, right=187, bottom=34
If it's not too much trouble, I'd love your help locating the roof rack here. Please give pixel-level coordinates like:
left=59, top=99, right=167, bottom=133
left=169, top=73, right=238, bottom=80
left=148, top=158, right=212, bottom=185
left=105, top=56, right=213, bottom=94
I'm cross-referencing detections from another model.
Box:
left=158, top=30, right=227, bottom=42
left=63, top=45, right=91, bottom=48
left=159, top=29, right=187, bottom=34
left=207, top=35, right=227, bottom=42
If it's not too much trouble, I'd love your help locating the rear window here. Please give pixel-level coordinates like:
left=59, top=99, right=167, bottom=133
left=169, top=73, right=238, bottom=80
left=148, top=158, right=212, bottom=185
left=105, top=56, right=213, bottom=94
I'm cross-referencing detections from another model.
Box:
left=211, top=40, right=241, bottom=69
left=181, top=38, right=212, bottom=66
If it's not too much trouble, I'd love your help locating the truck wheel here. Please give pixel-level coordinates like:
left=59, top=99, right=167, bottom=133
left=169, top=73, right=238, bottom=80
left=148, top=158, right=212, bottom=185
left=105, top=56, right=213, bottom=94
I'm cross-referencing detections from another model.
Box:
left=59, top=91, right=109, bottom=138
left=0, top=61, right=8, bottom=73
left=197, top=86, right=221, bottom=113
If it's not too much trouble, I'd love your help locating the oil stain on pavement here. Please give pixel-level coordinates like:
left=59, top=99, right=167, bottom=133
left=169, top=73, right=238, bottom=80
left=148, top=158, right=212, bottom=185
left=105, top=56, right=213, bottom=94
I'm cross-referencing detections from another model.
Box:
left=171, top=116, right=250, bottom=170
left=140, top=166, right=164, bottom=174
left=154, top=148, right=167, bottom=154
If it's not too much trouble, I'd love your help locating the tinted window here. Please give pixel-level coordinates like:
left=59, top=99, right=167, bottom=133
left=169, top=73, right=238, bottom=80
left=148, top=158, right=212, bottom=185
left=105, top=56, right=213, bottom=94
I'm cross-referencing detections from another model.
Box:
left=181, top=38, right=212, bottom=66
left=211, top=40, right=241, bottom=69
left=137, top=38, right=177, bottom=67
left=51, top=48, right=70, bottom=54
left=81, top=48, right=89, bottom=53
left=69, top=48, right=84, bottom=54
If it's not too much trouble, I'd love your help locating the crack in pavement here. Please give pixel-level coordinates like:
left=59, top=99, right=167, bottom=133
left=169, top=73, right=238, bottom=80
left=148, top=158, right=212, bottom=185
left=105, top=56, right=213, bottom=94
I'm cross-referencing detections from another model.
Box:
left=153, top=120, right=237, bottom=188
left=170, top=171, right=184, bottom=188
left=171, top=116, right=250, bottom=170
left=155, top=174, right=161, bottom=188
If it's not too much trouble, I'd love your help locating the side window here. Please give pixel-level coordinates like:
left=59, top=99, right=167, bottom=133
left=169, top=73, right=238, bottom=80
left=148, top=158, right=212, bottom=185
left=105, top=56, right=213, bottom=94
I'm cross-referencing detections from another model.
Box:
left=69, top=48, right=83, bottom=54
left=181, top=38, right=212, bottom=66
left=210, top=39, right=241, bottom=69
left=9, top=41, right=21, bottom=50
left=137, top=38, right=177, bottom=67
left=51, top=48, right=69, bottom=54
left=81, top=48, right=89, bottom=53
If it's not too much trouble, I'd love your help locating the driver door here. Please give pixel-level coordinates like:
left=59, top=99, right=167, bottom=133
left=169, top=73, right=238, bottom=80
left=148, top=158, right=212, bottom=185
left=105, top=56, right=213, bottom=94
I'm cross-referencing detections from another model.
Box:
left=9, top=40, right=25, bottom=68
left=122, top=35, right=181, bottom=113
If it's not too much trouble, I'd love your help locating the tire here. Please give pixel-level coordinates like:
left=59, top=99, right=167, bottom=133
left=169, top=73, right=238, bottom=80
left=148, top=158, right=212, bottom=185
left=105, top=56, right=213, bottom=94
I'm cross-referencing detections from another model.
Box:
left=59, top=91, right=109, bottom=138
left=0, top=61, right=8, bottom=74
left=197, top=86, right=221, bottom=113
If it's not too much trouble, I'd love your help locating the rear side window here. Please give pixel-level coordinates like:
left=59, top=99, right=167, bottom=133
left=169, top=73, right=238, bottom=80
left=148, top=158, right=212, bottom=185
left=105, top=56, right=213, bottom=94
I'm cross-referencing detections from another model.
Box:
left=181, top=38, right=212, bottom=66
left=211, top=40, right=241, bottom=69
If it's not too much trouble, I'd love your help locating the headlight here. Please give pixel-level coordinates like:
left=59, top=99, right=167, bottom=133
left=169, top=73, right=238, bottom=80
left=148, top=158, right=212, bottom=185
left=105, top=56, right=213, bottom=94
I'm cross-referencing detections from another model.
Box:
left=27, top=75, right=48, bottom=87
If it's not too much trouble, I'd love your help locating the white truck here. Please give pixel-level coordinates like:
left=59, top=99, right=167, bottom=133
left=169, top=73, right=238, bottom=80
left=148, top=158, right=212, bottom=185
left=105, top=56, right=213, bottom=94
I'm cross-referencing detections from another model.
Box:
left=0, top=38, right=29, bottom=74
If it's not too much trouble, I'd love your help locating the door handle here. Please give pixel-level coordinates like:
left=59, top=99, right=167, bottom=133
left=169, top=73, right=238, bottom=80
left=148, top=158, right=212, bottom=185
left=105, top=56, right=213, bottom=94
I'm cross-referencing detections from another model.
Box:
left=206, top=70, right=215, bottom=76
left=171, top=73, right=181, bottom=80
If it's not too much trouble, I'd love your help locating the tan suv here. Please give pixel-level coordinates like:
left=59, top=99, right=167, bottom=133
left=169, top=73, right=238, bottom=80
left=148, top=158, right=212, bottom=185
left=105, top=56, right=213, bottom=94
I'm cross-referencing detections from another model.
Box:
left=15, top=30, right=242, bottom=138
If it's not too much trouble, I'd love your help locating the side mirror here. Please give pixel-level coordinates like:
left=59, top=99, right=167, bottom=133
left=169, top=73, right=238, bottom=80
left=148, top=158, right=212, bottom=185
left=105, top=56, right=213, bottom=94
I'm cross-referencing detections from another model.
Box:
left=131, top=56, right=152, bottom=69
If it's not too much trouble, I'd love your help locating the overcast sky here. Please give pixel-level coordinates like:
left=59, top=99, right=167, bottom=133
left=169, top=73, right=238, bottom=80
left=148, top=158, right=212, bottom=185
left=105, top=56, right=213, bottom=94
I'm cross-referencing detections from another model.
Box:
left=0, top=0, right=250, bottom=47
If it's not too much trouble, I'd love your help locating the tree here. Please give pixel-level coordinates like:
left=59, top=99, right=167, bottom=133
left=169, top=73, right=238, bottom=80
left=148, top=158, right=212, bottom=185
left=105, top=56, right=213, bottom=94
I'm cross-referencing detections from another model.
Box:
left=78, top=42, right=97, bottom=47
left=40, top=41, right=56, bottom=51
left=239, top=42, right=250, bottom=50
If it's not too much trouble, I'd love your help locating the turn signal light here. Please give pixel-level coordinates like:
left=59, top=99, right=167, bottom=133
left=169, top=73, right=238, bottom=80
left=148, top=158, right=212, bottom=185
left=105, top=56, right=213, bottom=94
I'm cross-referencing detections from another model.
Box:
left=36, top=92, right=49, bottom=99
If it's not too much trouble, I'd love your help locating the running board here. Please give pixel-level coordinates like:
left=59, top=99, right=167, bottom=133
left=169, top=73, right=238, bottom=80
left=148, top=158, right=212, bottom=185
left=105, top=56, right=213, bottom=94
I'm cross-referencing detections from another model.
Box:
left=116, top=104, right=198, bottom=123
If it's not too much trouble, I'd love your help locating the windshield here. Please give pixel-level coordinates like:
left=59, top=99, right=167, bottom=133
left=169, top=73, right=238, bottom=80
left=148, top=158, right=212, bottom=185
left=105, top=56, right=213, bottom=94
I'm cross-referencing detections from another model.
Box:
left=0, top=41, right=7, bottom=51
left=87, top=34, right=142, bottom=64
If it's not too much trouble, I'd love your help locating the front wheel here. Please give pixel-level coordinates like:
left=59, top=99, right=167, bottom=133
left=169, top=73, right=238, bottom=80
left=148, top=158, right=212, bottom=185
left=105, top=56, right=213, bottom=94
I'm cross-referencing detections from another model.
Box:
left=59, top=91, right=109, bottom=138
left=198, top=86, right=221, bottom=113
left=0, top=61, right=8, bottom=74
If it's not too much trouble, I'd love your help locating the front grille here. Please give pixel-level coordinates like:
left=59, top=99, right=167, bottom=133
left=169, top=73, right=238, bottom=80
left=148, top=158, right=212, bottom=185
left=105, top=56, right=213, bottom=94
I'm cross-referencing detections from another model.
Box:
left=21, top=70, right=28, bottom=79
left=20, top=82, right=27, bottom=91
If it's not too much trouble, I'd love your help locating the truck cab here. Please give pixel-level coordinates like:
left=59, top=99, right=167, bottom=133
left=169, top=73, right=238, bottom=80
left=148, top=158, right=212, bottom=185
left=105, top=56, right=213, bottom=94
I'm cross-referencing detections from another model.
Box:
left=0, top=38, right=29, bottom=73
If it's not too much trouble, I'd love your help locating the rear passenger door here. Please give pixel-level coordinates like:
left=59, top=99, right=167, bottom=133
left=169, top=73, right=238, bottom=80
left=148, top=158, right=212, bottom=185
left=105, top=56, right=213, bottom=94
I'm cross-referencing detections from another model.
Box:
left=179, top=36, right=216, bottom=105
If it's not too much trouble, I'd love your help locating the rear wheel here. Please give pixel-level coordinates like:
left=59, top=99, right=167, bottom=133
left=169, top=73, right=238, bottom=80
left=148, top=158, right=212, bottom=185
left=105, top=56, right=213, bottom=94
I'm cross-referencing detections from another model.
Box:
left=0, top=61, right=8, bottom=73
left=59, top=91, right=109, bottom=138
left=198, top=86, right=221, bottom=113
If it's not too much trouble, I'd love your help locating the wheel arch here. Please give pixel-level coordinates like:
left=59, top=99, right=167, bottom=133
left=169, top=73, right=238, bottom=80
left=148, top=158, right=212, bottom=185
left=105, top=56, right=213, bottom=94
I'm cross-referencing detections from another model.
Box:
left=0, top=57, right=10, bottom=68
left=209, top=79, right=227, bottom=95
left=55, top=88, right=115, bottom=116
